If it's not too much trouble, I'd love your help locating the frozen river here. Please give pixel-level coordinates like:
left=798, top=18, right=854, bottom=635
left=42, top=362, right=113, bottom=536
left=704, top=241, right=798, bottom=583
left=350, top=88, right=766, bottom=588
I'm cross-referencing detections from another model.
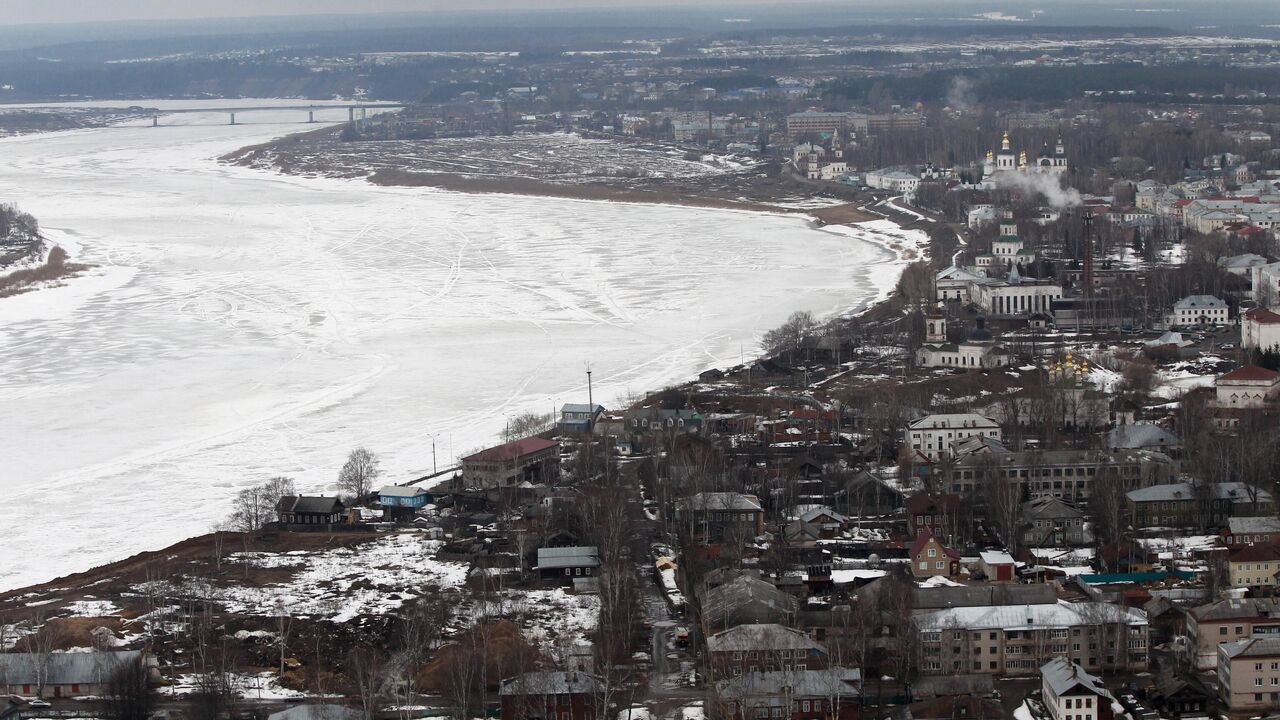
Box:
left=0, top=100, right=919, bottom=591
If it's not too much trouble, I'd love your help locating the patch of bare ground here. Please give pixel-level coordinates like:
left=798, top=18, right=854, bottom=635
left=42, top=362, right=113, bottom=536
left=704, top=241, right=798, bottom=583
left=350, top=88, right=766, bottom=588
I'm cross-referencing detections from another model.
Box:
left=0, top=530, right=383, bottom=615
left=367, top=168, right=782, bottom=212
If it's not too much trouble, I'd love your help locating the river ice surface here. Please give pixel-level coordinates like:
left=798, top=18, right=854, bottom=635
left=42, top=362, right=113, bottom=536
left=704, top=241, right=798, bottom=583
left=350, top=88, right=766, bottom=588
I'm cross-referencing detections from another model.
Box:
left=0, top=100, right=915, bottom=591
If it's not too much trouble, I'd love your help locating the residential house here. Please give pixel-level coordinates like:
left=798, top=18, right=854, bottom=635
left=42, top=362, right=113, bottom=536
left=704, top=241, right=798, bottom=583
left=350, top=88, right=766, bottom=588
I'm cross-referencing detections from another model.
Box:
left=1226, top=517, right=1280, bottom=548
left=909, top=530, right=962, bottom=580
left=905, top=413, right=1002, bottom=463
left=536, top=546, right=600, bottom=583
left=377, top=485, right=430, bottom=521
left=716, top=668, right=861, bottom=720
left=1217, top=637, right=1280, bottom=712
left=798, top=507, right=848, bottom=539
left=1022, top=496, right=1091, bottom=547
left=918, top=601, right=1148, bottom=677
left=700, top=575, right=800, bottom=630
left=461, top=437, right=560, bottom=490
left=0, top=650, right=148, bottom=699
left=835, top=471, right=904, bottom=516
left=559, top=404, right=604, bottom=434
left=276, top=496, right=346, bottom=529
left=1126, top=482, right=1273, bottom=529
left=624, top=408, right=704, bottom=435
left=676, top=492, right=765, bottom=542
left=1150, top=670, right=1209, bottom=718
left=499, top=671, right=604, bottom=720
left=706, top=624, right=828, bottom=678
left=1229, top=544, right=1280, bottom=591
left=1041, top=658, right=1116, bottom=720
left=1166, top=295, right=1229, bottom=327
left=1185, top=597, right=1280, bottom=669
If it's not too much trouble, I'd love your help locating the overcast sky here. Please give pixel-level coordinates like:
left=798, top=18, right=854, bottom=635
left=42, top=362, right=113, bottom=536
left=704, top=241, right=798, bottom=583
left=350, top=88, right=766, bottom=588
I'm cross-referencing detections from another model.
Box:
left=0, top=0, right=794, bottom=25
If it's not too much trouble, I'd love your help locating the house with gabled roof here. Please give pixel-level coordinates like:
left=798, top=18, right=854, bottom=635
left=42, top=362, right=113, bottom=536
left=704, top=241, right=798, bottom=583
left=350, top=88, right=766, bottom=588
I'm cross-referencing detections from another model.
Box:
left=701, top=575, right=800, bottom=630
left=909, top=530, right=962, bottom=580
left=499, top=671, right=604, bottom=720
left=706, top=623, right=828, bottom=678
left=716, top=667, right=861, bottom=720
left=276, top=496, right=346, bottom=528
left=1041, top=657, right=1116, bottom=720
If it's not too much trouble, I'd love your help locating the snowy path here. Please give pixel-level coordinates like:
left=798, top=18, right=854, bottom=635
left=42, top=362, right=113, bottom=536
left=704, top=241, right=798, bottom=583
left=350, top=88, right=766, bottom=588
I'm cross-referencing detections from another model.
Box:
left=0, top=100, right=920, bottom=591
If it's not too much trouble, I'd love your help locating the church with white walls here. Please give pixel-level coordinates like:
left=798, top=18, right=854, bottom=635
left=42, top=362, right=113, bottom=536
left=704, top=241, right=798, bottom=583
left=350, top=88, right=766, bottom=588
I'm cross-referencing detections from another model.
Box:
left=982, top=131, right=1068, bottom=178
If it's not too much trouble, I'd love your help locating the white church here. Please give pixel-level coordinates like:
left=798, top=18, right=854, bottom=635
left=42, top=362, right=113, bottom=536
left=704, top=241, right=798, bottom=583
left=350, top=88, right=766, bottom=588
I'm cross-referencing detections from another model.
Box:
left=982, top=131, right=1068, bottom=178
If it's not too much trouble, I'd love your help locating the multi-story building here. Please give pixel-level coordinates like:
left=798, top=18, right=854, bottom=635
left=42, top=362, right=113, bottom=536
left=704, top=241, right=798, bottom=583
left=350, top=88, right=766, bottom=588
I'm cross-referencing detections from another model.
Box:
left=916, top=601, right=1148, bottom=677
left=969, top=275, right=1064, bottom=316
left=905, top=493, right=967, bottom=545
left=944, top=448, right=1176, bottom=502
left=1185, top=597, right=1280, bottom=669
left=1126, top=481, right=1272, bottom=529
left=461, top=437, right=560, bottom=490
left=1166, top=295, right=1229, bottom=327
left=1243, top=307, right=1280, bottom=352
left=1225, top=517, right=1280, bottom=548
left=707, top=624, right=828, bottom=678
left=715, top=668, right=862, bottom=720
left=1229, top=544, right=1280, bottom=591
left=905, top=413, right=1002, bottom=463
left=675, top=492, right=765, bottom=541
left=1041, top=658, right=1116, bottom=720
left=499, top=671, right=604, bottom=720
left=1218, top=637, right=1280, bottom=712
left=785, top=111, right=853, bottom=139
left=1022, top=496, right=1091, bottom=547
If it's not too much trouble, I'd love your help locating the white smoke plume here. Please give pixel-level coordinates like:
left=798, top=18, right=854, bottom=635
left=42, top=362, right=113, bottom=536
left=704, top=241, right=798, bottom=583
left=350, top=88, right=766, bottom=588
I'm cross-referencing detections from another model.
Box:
left=994, top=171, right=1082, bottom=210
left=946, top=75, right=977, bottom=112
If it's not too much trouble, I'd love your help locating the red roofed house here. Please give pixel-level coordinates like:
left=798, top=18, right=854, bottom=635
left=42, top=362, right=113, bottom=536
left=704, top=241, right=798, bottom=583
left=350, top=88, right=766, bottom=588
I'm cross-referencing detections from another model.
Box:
left=909, top=530, right=962, bottom=580
left=1215, top=366, right=1280, bottom=409
left=462, top=437, right=560, bottom=490
left=1243, top=307, right=1280, bottom=353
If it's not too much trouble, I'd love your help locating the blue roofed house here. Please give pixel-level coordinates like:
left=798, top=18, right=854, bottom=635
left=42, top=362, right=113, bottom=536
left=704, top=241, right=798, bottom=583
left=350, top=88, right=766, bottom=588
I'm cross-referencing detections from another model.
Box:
left=559, top=404, right=604, bottom=434
left=377, top=485, right=431, bottom=521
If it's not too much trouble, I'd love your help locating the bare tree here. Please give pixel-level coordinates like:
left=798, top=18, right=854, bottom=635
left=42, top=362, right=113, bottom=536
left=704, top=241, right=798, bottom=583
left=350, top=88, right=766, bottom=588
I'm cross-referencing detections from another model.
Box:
left=348, top=644, right=387, bottom=720
left=20, top=612, right=61, bottom=697
left=338, top=448, right=382, bottom=501
left=101, top=654, right=155, bottom=720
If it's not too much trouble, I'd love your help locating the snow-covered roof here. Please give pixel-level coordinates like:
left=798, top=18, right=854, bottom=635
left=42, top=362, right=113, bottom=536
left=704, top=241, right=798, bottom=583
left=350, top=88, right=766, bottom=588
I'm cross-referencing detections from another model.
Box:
left=918, top=601, right=1147, bottom=632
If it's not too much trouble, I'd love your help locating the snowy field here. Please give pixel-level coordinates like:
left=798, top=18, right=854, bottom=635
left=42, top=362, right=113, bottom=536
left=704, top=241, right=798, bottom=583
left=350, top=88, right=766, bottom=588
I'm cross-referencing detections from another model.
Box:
left=0, top=99, right=916, bottom=591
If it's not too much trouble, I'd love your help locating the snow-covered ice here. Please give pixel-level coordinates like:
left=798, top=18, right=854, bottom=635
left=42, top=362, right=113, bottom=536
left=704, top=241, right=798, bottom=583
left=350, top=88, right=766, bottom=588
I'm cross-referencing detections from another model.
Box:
left=0, top=100, right=910, bottom=591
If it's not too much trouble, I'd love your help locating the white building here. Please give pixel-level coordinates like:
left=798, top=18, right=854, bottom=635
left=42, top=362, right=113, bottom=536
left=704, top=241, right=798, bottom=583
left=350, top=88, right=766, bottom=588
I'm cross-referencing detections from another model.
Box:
left=934, top=265, right=987, bottom=302
left=916, top=311, right=1009, bottom=369
left=1244, top=307, right=1280, bottom=352
left=1166, top=295, right=1228, bottom=327
left=1253, top=262, right=1280, bottom=308
left=906, top=413, right=1002, bottom=463
left=1041, top=658, right=1118, bottom=720
left=1216, top=366, right=1280, bottom=409
left=970, top=274, right=1063, bottom=316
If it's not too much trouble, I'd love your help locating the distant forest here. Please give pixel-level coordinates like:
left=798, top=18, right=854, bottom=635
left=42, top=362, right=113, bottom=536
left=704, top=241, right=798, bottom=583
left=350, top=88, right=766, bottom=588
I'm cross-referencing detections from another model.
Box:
left=822, top=63, right=1280, bottom=107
